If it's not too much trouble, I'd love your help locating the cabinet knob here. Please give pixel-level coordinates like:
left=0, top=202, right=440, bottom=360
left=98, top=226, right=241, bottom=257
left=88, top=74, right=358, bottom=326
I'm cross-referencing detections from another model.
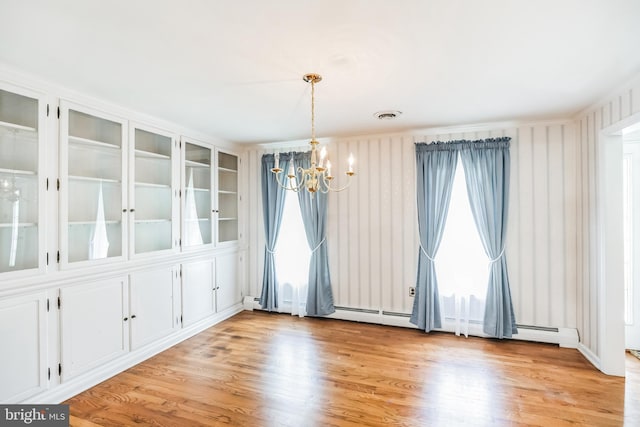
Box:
left=123, top=317, right=129, bottom=322
left=130, top=209, right=135, bottom=212
left=131, top=314, right=137, bottom=319
left=122, top=209, right=127, bottom=213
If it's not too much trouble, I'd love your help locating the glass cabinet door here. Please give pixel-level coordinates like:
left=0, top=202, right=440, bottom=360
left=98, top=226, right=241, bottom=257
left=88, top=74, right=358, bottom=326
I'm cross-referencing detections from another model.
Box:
left=60, top=103, right=126, bottom=265
left=217, top=150, right=238, bottom=243
left=0, top=87, right=43, bottom=274
left=182, top=141, right=212, bottom=247
left=130, top=127, right=176, bottom=255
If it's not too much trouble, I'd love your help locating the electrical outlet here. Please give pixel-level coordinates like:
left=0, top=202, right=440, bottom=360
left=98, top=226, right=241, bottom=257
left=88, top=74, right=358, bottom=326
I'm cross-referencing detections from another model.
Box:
left=409, top=287, right=416, bottom=297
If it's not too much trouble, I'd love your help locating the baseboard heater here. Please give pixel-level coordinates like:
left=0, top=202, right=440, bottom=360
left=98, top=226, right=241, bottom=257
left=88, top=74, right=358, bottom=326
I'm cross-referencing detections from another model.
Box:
left=382, top=311, right=412, bottom=318
left=334, top=306, right=379, bottom=314
left=244, top=298, right=577, bottom=348
left=334, top=307, right=412, bottom=318
left=516, top=324, right=559, bottom=333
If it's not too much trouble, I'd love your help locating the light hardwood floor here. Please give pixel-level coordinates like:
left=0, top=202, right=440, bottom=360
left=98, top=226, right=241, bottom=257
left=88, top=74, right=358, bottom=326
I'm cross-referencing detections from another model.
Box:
left=66, top=311, right=640, bottom=426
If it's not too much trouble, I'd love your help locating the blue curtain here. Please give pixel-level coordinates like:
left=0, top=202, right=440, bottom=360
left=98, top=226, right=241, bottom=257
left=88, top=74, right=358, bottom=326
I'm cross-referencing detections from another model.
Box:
left=410, top=142, right=458, bottom=331
left=259, top=153, right=291, bottom=311
left=459, top=138, right=517, bottom=338
left=294, top=152, right=336, bottom=316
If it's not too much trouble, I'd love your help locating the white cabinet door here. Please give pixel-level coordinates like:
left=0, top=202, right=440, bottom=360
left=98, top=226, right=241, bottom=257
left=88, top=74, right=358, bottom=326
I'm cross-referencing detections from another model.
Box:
left=181, top=139, right=214, bottom=249
left=0, top=292, right=48, bottom=402
left=60, top=277, right=129, bottom=381
left=0, top=83, right=47, bottom=277
left=215, top=253, right=241, bottom=313
left=181, top=259, right=215, bottom=326
left=216, top=150, right=239, bottom=245
left=129, top=266, right=179, bottom=350
left=129, top=125, right=179, bottom=257
left=59, top=101, right=128, bottom=266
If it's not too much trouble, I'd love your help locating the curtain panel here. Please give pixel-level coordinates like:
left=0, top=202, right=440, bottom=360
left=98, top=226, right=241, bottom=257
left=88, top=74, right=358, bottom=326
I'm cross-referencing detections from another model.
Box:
left=410, top=142, right=459, bottom=331
left=294, top=152, right=336, bottom=316
left=259, top=153, right=291, bottom=311
left=459, top=138, right=517, bottom=338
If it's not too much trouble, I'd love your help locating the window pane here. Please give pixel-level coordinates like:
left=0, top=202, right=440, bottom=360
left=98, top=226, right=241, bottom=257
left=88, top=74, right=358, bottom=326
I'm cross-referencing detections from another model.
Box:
left=436, top=159, right=489, bottom=326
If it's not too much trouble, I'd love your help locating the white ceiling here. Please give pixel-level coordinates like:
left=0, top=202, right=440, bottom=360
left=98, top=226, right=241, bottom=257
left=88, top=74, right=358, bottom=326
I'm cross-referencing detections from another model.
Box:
left=1, top=0, right=640, bottom=144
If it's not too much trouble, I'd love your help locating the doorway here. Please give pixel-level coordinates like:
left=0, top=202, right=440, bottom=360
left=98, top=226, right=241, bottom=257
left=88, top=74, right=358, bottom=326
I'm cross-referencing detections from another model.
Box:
left=624, top=128, right=640, bottom=352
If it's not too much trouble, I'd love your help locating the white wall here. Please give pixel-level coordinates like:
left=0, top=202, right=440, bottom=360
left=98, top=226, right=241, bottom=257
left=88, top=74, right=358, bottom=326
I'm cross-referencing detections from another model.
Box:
left=245, top=120, right=579, bottom=332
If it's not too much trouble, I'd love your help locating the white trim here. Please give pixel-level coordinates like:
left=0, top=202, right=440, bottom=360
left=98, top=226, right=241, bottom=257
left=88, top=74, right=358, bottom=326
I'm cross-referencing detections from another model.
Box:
left=593, top=117, right=640, bottom=377
left=578, top=342, right=601, bottom=371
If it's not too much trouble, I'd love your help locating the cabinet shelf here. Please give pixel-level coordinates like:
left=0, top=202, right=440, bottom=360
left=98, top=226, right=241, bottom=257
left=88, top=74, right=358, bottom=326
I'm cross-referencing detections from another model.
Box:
left=218, top=217, right=237, bottom=221
left=135, top=181, right=171, bottom=189
left=186, top=186, right=209, bottom=192
left=68, top=135, right=120, bottom=151
left=0, top=120, right=37, bottom=133
left=135, top=149, right=170, bottom=160
left=185, top=160, right=210, bottom=168
left=218, top=190, right=237, bottom=195
left=68, top=175, right=121, bottom=184
left=218, top=167, right=237, bottom=174
left=134, top=219, right=171, bottom=223
left=68, top=220, right=121, bottom=226
left=0, top=167, right=37, bottom=176
left=0, top=222, right=37, bottom=228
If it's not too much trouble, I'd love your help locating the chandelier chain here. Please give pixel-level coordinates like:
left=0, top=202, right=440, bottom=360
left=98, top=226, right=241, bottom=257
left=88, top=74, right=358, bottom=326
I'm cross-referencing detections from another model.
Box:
left=311, top=78, right=315, bottom=142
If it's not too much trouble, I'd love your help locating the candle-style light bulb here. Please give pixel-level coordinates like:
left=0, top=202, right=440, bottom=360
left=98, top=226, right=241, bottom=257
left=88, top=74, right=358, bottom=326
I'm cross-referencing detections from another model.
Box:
left=348, top=153, right=354, bottom=173
left=288, top=161, right=295, bottom=177
left=274, top=153, right=280, bottom=170
left=319, top=146, right=327, bottom=168
left=326, top=160, right=332, bottom=177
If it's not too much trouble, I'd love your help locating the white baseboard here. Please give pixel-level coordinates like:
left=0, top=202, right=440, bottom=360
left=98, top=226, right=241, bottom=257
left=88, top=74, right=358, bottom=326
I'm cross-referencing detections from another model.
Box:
left=577, top=342, right=601, bottom=371
left=244, top=299, right=579, bottom=348
left=31, top=303, right=243, bottom=404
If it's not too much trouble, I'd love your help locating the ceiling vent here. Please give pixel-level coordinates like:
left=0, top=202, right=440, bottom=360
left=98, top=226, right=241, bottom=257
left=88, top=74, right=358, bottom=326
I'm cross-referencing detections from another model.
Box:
left=374, top=110, right=402, bottom=120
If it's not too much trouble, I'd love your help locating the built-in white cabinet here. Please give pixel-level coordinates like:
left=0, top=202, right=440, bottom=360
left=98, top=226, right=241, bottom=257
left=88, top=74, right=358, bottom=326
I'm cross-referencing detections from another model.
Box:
left=129, top=125, right=179, bottom=256
left=129, top=266, right=180, bottom=350
left=59, top=277, right=129, bottom=382
left=0, top=291, right=48, bottom=403
left=0, top=84, right=46, bottom=275
left=0, top=75, right=243, bottom=404
left=59, top=103, right=127, bottom=266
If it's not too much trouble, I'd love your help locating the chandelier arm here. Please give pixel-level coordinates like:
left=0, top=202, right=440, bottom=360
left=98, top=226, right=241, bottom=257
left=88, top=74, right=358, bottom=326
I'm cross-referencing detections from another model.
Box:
left=273, top=171, right=302, bottom=192
left=321, top=173, right=354, bottom=193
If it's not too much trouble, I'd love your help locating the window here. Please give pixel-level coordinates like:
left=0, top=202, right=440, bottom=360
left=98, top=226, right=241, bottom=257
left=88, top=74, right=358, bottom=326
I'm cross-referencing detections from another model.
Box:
left=274, top=190, right=311, bottom=315
left=436, top=158, right=489, bottom=336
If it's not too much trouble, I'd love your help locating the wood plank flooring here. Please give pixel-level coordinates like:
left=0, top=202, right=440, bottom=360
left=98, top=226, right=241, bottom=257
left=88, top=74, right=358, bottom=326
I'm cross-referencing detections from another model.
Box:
left=66, top=311, right=640, bottom=426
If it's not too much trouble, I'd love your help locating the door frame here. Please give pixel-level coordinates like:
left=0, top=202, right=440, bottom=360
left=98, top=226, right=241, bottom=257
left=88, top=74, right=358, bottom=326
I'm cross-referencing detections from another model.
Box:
left=598, top=112, right=640, bottom=376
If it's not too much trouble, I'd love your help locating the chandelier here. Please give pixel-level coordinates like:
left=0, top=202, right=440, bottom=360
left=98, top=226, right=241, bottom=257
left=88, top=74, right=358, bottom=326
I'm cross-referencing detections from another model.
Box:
left=271, top=73, right=354, bottom=193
